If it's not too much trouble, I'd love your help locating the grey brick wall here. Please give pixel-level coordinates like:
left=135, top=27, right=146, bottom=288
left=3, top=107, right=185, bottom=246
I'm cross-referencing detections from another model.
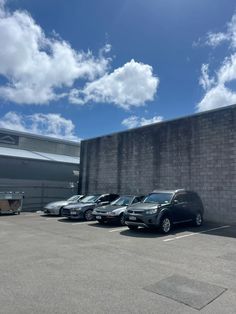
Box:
left=79, top=105, right=236, bottom=224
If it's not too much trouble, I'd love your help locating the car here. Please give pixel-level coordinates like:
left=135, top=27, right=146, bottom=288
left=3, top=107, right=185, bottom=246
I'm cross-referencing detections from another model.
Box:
left=92, top=195, right=144, bottom=225
left=43, top=195, right=84, bottom=216
left=61, top=194, right=119, bottom=221
left=124, top=189, right=204, bottom=234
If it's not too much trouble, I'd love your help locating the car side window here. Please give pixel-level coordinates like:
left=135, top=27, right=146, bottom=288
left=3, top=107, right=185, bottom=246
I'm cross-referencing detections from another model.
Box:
left=132, top=197, right=140, bottom=204
left=174, top=193, right=188, bottom=203
left=109, top=194, right=119, bottom=202
left=98, top=195, right=109, bottom=202
left=137, top=196, right=145, bottom=202
left=189, top=193, right=201, bottom=206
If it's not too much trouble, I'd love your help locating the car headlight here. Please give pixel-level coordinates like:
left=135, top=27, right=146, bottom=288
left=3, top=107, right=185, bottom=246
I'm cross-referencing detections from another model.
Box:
left=107, top=212, right=116, bottom=216
left=146, top=208, right=158, bottom=214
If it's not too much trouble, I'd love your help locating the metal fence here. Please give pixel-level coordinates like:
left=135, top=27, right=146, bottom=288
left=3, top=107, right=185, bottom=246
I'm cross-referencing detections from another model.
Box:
left=0, top=179, right=78, bottom=211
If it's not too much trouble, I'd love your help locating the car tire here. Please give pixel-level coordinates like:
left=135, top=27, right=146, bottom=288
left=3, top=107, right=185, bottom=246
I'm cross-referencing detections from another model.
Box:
left=128, top=225, right=138, bottom=231
left=98, top=220, right=105, bottom=224
left=160, top=216, right=172, bottom=234
left=84, top=209, right=93, bottom=221
left=119, top=213, right=126, bottom=226
left=194, top=212, right=203, bottom=227
left=59, top=208, right=63, bottom=217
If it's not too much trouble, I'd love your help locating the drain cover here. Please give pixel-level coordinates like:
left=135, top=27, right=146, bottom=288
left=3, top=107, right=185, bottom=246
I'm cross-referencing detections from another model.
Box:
left=144, top=275, right=226, bottom=310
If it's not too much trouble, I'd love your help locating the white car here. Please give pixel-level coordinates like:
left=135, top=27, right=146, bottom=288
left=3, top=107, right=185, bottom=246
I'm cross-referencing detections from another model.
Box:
left=43, top=195, right=84, bottom=216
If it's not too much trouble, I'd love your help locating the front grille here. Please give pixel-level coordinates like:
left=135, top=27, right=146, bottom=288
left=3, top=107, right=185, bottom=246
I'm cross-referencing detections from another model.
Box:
left=96, top=210, right=107, bottom=213
left=127, top=210, right=144, bottom=214
left=128, top=217, right=143, bottom=223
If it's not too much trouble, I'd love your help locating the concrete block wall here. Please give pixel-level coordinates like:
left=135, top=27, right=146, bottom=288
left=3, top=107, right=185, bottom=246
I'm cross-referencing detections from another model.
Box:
left=79, top=105, right=236, bottom=224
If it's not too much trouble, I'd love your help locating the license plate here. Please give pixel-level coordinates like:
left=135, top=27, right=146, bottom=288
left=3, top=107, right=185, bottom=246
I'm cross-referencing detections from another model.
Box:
left=71, top=211, right=77, bottom=215
left=96, top=216, right=102, bottom=219
left=129, top=216, right=136, bottom=221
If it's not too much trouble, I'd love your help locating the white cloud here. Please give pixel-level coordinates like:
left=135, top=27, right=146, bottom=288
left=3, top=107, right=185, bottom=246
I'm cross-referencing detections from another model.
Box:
left=197, top=14, right=236, bottom=112
left=206, top=14, right=236, bottom=49
left=197, top=84, right=236, bottom=112
left=0, top=3, right=110, bottom=104
left=199, top=64, right=215, bottom=91
left=0, top=2, right=159, bottom=109
left=206, top=32, right=229, bottom=48
left=122, top=115, right=163, bottom=129
left=70, top=60, right=159, bottom=109
left=0, top=112, right=80, bottom=141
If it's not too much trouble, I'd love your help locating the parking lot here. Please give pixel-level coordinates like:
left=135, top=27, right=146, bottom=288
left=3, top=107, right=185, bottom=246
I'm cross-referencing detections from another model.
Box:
left=0, top=213, right=236, bottom=314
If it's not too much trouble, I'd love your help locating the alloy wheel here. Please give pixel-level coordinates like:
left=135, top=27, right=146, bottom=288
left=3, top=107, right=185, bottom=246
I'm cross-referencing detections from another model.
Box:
left=85, top=209, right=93, bottom=221
left=162, top=217, right=171, bottom=233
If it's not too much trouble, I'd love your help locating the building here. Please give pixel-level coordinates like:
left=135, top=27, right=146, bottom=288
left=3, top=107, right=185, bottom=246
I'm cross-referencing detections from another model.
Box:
left=79, top=105, right=236, bottom=224
left=0, top=128, right=80, bottom=211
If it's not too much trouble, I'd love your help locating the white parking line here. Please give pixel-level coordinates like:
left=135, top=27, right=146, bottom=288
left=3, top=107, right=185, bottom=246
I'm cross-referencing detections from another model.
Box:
left=109, top=227, right=128, bottom=233
left=23, top=214, right=37, bottom=217
left=163, top=225, right=231, bottom=242
left=45, top=217, right=60, bottom=220
left=71, top=221, right=96, bottom=225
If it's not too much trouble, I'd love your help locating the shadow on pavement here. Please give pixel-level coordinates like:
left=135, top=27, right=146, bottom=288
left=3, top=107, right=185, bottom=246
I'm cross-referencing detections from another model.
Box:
left=88, top=221, right=119, bottom=229
left=119, top=222, right=236, bottom=239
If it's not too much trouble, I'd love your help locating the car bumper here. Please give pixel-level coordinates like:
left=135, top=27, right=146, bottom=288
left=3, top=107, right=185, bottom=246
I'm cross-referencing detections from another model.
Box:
left=93, top=212, right=119, bottom=222
left=125, top=214, right=158, bottom=228
left=43, top=208, right=59, bottom=215
left=62, top=210, right=84, bottom=219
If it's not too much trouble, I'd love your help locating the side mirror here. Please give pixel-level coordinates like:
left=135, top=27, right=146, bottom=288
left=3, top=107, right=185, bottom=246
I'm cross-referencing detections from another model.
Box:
left=173, top=199, right=178, bottom=205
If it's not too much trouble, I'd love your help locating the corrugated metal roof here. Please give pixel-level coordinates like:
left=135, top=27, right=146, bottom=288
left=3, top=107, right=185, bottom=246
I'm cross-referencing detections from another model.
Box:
left=0, top=147, right=80, bottom=164
left=0, top=127, right=80, bottom=146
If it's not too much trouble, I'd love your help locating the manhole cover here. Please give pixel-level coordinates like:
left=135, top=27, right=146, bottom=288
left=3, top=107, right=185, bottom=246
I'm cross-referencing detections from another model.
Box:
left=144, top=275, right=226, bottom=310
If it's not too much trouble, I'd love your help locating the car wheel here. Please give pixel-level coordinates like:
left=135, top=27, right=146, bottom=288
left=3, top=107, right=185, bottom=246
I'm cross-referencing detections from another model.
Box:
left=84, top=209, right=93, bottom=221
left=160, top=216, right=172, bottom=234
left=128, top=225, right=138, bottom=231
left=98, top=220, right=105, bottom=224
left=194, top=212, right=203, bottom=227
left=119, top=213, right=126, bottom=226
left=59, top=208, right=63, bottom=217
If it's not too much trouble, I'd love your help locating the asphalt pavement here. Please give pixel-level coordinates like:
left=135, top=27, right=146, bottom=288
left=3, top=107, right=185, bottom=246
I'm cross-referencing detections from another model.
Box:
left=0, top=213, right=236, bottom=314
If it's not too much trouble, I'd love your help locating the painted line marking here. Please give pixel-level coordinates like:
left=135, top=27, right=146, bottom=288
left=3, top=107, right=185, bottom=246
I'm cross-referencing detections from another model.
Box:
left=71, top=221, right=96, bottom=225
left=163, top=225, right=231, bottom=242
left=45, top=217, right=60, bottom=220
left=23, top=214, right=38, bottom=217
left=109, top=227, right=129, bottom=233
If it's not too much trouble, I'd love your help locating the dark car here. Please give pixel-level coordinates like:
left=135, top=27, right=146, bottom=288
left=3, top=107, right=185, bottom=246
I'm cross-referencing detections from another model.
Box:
left=124, top=190, right=204, bottom=234
left=61, top=194, right=119, bottom=221
left=92, top=195, right=144, bottom=225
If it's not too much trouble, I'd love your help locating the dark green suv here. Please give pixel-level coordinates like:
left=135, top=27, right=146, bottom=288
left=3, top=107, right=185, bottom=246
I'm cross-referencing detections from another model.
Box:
left=124, top=190, right=204, bottom=234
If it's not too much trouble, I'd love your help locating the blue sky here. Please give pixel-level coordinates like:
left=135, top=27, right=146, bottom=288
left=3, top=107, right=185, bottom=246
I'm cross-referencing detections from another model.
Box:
left=0, top=0, right=236, bottom=141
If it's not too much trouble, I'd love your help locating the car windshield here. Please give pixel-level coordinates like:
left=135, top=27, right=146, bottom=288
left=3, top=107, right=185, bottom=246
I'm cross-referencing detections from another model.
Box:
left=111, top=196, right=132, bottom=206
left=67, top=195, right=79, bottom=202
left=143, top=193, right=173, bottom=204
left=80, top=195, right=99, bottom=203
